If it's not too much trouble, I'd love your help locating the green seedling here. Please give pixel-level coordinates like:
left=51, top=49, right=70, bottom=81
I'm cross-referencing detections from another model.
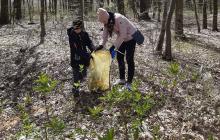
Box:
left=168, top=62, right=180, bottom=76
left=88, top=106, right=103, bottom=118
left=46, top=117, right=66, bottom=135
left=79, top=64, right=84, bottom=73
left=98, top=128, right=114, bottom=140
left=152, top=124, right=160, bottom=140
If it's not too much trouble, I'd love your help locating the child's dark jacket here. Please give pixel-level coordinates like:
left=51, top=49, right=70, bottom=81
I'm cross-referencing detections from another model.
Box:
left=67, top=27, right=94, bottom=68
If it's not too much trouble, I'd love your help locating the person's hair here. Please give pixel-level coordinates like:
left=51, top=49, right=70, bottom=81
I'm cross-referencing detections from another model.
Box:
left=106, top=12, right=115, bottom=37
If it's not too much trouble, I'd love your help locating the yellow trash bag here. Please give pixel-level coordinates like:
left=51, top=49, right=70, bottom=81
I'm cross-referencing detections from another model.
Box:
left=88, top=50, right=112, bottom=91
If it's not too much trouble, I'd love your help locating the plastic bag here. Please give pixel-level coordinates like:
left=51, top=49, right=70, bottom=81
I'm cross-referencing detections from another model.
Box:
left=88, top=50, right=112, bottom=91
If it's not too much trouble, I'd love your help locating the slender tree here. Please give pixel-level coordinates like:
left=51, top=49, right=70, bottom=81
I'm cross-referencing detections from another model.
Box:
left=45, top=0, right=48, bottom=21
left=40, top=0, right=46, bottom=43
left=203, top=0, right=208, bottom=29
left=209, top=0, right=213, bottom=14
left=157, top=0, right=162, bottom=22
left=117, top=0, right=125, bottom=15
left=192, top=0, right=201, bottom=33
left=13, top=0, right=22, bottom=22
left=139, top=0, right=151, bottom=20
left=155, top=0, right=168, bottom=53
left=164, top=0, right=176, bottom=61
left=54, top=0, right=57, bottom=20
left=0, top=0, right=10, bottom=25
left=212, top=0, right=218, bottom=31
left=175, top=0, right=184, bottom=38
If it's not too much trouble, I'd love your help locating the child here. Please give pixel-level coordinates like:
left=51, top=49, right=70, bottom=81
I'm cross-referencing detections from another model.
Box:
left=67, top=19, right=94, bottom=97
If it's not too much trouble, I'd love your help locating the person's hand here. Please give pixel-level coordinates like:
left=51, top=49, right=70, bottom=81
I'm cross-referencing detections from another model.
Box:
left=109, top=45, right=116, bottom=59
left=94, top=45, right=103, bottom=52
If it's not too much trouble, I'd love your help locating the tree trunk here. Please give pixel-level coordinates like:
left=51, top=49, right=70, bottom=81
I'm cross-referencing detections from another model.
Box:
left=164, top=0, right=176, bottom=61
left=175, top=0, right=184, bottom=38
left=0, top=0, right=10, bottom=25
left=45, top=0, right=48, bottom=21
left=14, top=0, right=22, bottom=20
left=129, top=0, right=137, bottom=18
left=117, top=0, right=125, bottom=15
left=203, top=0, right=207, bottom=29
left=157, top=0, right=162, bottom=22
left=54, top=0, right=57, bottom=20
left=40, top=0, right=46, bottom=43
left=192, top=0, right=201, bottom=33
left=49, top=0, right=52, bottom=12
left=209, top=0, right=212, bottom=14
left=212, top=0, right=218, bottom=31
left=27, top=0, right=33, bottom=23
left=155, top=0, right=168, bottom=53
left=139, top=0, right=151, bottom=20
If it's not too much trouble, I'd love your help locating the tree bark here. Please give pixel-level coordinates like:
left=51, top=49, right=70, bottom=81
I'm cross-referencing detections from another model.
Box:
left=212, top=0, right=218, bottom=31
left=14, top=0, right=22, bottom=20
left=0, top=0, right=10, bottom=25
left=45, top=0, right=48, bottom=21
left=54, top=0, right=57, bottom=20
left=40, top=0, right=46, bottom=43
left=192, top=0, right=201, bottom=33
left=209, top=0, right=212, bottom=14
left=139, top=0, right=151, bottom=20
left=157, top=0, right=162, bottom=22
left=175, top=0, right=184, bottom=38
left=164, top=0, right=176, bottom=61
left=203, top=0, right=207, bottom=29
left=117, top=0, right=125, bottom=15
left=155, top=0, right=168, bottom=53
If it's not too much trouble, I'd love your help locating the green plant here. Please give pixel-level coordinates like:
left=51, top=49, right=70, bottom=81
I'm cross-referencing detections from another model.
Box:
left=98, top=128, right=114, bottom=140
left=46, top=117, right=66, bottom=135
left=191, top=71, right=200, bottom=82
left=33, top=73, right=57, bottom=94
left=79, top=64, right=84, bottom=73
left=100, top=81, right=155, bottom=139
left=33, top=73, right=58, bottom=139
left=168, top=62, right=180, bottom=76
left=73, top=81, right=80, bottom=88
left=208, top=133, right=214, bottom=140
left=16, top=104, right=34, bottom=139
left=88, top=105, right=103, bottom=119
left=152, top=124, right=160, bottom=140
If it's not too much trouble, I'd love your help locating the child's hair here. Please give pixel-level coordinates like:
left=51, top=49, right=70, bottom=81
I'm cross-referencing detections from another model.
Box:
left=72, top=19, right=83, bottom=30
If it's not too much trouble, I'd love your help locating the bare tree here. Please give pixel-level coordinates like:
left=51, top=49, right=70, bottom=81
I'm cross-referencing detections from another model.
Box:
left=192, top=0, right=201, bottom=33
left=155, top=0, right=168, bottom=53
left=14, top=0, right=22, bottom=20
left=27, top=0, right=33, bottom=23
left=157, top=0, right=162, bottom=22
left=212, top=0, right=218, bottom=31
left=175, top=0, right=184, bottom=38
left=40, top=0, right=46, bottom=43
left=128, top=0, right=138, bottom=18
left=164, top=0, right=176, bottom=61
left=117, top=0, right=125, bottom=15
left=203, top=0, right=207, bottom=29
left=209, top=0, right=212, bottom=14
left=0, top=0, right=10, bottom=25
left=139, top=0, right=151, bottom=20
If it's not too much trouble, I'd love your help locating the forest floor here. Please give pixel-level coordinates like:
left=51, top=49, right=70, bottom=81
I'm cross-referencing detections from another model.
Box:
left=0, top=14, right=220, bottom=139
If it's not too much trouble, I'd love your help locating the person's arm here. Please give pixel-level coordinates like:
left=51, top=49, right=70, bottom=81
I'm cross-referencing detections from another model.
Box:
left=113, top=17, right=127, bottom=49
left=100, top=26, right=109, bottom=46
left=85, top=32, right=94, bottom=52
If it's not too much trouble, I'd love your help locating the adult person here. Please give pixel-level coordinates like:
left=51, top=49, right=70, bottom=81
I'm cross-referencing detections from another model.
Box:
left=96, top=8, right=137, bottom=90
